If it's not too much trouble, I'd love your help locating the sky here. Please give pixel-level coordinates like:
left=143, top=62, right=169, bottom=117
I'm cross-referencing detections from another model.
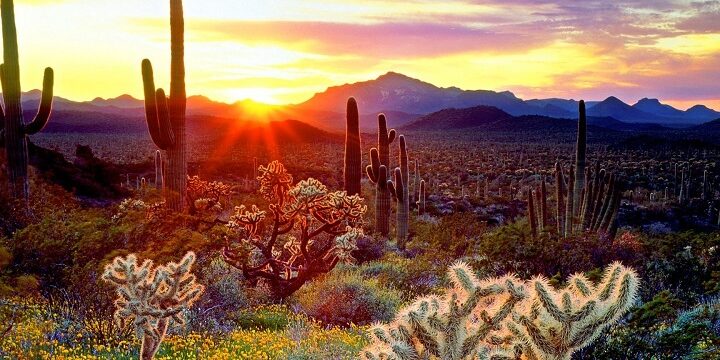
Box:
left=10, top=0, right=720, bottom=108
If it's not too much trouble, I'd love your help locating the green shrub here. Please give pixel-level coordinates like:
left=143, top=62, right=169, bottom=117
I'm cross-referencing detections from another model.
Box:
left=293, top=270, right=403, bottom=327
left=234, top=305, right=298, bottom=331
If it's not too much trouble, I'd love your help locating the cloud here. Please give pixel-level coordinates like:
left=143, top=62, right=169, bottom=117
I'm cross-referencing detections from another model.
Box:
left=133, top=19, right=552, bottom=59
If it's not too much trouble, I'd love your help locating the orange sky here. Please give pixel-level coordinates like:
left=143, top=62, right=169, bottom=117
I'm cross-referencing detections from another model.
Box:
left=10, top=0, right=720, bottom=109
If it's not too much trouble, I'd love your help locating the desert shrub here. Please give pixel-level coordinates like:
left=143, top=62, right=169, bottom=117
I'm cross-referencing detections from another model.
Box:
left=638, top=231, right=720, bottom=301
left=233, top=304, right=299, bottom=331
left=469, top=220, right=610, bottom=279
left=186, top=258, right=272, bottom=334
left=584, top=296, right=720, bottom=359
left=293, top=270, right=403, bottom=327
left=355, top=253, right=441, bottom=296
left=410, top=212, right=487, bottom=259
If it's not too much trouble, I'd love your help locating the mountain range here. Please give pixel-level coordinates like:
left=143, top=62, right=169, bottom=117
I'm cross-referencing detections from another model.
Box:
left=9, top=71, right=720, bottom=135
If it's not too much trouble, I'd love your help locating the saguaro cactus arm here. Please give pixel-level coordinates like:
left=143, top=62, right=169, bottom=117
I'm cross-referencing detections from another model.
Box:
left=22, top=67, right=53, bottom=135
left=142, top=60, right=174, bottom=150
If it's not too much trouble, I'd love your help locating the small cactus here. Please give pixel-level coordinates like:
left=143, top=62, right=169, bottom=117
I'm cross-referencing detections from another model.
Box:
left=102, top=252, right=204, bottom=360
left=417, top=179, right=426, bottom=215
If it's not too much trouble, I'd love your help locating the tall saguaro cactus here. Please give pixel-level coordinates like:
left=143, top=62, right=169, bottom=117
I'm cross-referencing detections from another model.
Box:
left=344, top=97, right=361, bottom=196
left=367, top=148, right=390, bottom=236
left=0, top=0, right=54, bottom=201
left=388, top=135, right=410, bottom=248
left=417, top=179, right=426, bottom=215
left=142, top=0, right=187, bottom=211
left=573, top=100, right=587, bottom=217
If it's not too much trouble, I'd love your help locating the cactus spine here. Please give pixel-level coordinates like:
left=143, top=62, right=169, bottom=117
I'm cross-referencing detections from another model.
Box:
left=142, top=0, right=187, bottom=211
left=388, top=135, right=409, bottom=248
left=0, top=0, right=54, bottom=201
left=417, top=179, right=426, bottom=215
left=366, top=148, right=390, bottom=236
left=344, top=97, right=361, bottom=196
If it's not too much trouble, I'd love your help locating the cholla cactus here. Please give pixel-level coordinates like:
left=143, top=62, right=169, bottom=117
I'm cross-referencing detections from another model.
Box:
left=223, top=160, right=366, bottom=300
left=186, top=175, right=232, bottom=215
left=508, top=262, right=639, bottom=360
left=102, top=252, right=204, bottom=360
left=362, top=262, right=639, bottom=360
left=362, top=262, right=528, bottom=360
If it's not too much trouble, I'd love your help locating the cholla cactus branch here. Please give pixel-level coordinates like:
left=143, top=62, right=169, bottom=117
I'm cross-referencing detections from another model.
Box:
left=508, top=262, right=638, bottom=360
left=363, top=262, right=639, bottom=360
left=185, top=175, right=232, bottom=215
left=362, top=262, right=528, bottom=360
left=102, top=252, right=204, bottom=360
left=224, top=160, right=366, bottom=299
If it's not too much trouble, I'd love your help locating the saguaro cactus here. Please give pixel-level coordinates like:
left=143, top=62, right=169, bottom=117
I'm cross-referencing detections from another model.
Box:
left=388, top=135, right=410, bottom=248
left=573, top=100, right=587, bottom=217
left=417, top=179, right=426, bottom=215
left=142, top=0, right=187, bottom=211
left=103, top=252, right=204, bottom=360
left=555, top=163, right=565, bottom=235
left=528, top=189, right=538, bottom=239
left=366, top=148, right=390, bottom=236
left=0, top=0, right=54, bottom=201
left=344, top=97, right=361, bottom=196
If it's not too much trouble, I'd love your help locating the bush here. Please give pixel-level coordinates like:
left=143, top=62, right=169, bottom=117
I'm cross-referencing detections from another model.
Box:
left=293, top=270, right=403, bottom=327
left=233, top=305, right=299, bottom=331
left=355, top=254, right=441, bottom=297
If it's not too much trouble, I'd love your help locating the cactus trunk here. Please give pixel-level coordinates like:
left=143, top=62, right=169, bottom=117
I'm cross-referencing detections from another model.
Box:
left=343, top=98, right=361, bottom=196
left=1, top=0, right=54, bottom=202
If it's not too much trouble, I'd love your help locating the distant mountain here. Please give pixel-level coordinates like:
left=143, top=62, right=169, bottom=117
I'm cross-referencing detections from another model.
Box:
left=401, top=105, right=623, bottom=134
left=632, top=98, right=685, bottom=118
left=8, top=71, right=720, bottom=133
left=403, top=106, right=512, bottom=131
left=298, top=72, right=572, bottom=121
left=686, top=105, right=720, bottom=120
left=587, top=116, right=669, bottom=132
left=89, top=94, right=144, bottom=109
